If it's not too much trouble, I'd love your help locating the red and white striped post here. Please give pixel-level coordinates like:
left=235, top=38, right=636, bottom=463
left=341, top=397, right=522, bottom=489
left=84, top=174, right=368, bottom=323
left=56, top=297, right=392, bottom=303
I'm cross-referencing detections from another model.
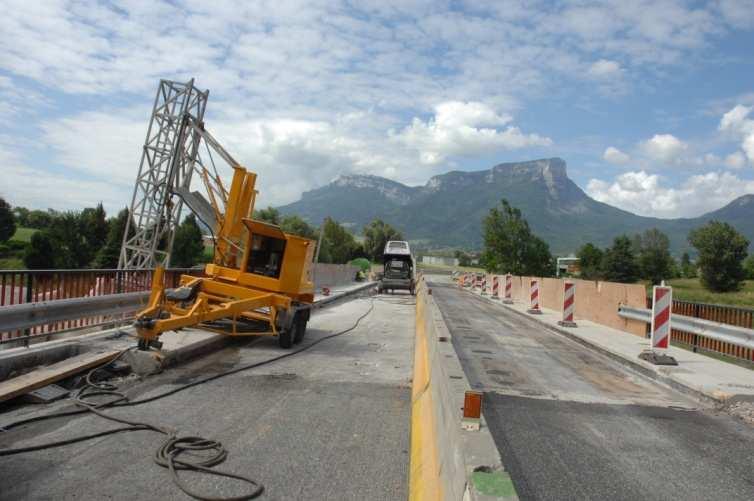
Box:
left=640, top=285, right=678, bottom=365
left=557, top=281, right=577, bottom=327
left=527, top=279, right=541, bottom=314
left=480, top=274, right=488, bottom=295
left=650, top=285, right=672, bottom=350
left=503, top=274, right=513, bottom=304
left=491, top=275, right=500, bottom=299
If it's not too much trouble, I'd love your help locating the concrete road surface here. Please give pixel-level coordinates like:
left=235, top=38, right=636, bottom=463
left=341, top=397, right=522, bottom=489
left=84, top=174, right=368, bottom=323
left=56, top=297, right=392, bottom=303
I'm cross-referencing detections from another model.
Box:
left=430, top=279, right=754, bottom=501
left=0, top=293, right=415, bottom=500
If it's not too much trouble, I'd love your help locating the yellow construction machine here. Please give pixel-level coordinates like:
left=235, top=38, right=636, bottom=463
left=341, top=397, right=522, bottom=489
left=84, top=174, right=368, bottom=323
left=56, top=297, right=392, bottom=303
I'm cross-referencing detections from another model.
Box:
left=132, top=106, right=315, bottom=350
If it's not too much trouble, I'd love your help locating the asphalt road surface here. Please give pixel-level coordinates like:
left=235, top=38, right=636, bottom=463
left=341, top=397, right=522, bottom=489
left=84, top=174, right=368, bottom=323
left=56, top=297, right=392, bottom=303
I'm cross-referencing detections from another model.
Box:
left=0, top=293, right=415, bottom=500
left=430, top=280, right=754, bottom=501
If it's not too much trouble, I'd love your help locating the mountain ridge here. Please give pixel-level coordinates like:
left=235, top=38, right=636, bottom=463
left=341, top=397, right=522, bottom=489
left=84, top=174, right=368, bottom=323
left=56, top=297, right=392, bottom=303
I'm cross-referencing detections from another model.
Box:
left=278, top=158, right=754, bottom=255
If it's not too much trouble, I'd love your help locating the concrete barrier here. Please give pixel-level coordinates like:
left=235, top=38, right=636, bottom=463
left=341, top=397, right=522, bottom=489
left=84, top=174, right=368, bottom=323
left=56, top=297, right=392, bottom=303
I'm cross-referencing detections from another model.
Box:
left=498, top=275, right=646, bottom=336
left=410, top=280, right=515, bottom=500
left=312, top=263, right=359, bottom=290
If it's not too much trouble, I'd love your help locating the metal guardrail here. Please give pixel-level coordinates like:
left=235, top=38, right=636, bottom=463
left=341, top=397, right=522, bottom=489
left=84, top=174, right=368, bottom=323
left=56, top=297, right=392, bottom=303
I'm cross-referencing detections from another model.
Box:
left=0, top=268, right=203, bottom=341
left=618, top=305, right=754, bottom=352
left=0, top=292, right=150, bottom=333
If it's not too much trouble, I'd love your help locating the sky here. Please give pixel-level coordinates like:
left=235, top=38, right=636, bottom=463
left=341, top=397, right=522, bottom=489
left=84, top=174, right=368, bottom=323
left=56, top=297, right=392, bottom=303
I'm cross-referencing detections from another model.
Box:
left=2, top=0, right=754, bottom=220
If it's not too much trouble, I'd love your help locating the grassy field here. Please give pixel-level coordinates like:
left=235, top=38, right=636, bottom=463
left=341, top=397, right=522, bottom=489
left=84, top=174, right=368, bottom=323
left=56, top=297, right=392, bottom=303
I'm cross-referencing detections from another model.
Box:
left=0, top=257, right=24, bottom=270
left=645, top=278, right=754, bottom=309
left=11, top=227, right=37, bottom=243
left=417, top=262, right=485, bottom=273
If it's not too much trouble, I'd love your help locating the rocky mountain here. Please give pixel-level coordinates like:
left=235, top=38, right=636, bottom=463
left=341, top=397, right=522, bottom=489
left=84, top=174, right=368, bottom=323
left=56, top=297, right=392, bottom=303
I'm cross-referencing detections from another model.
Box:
left=278, top=158, right=754, bottom=255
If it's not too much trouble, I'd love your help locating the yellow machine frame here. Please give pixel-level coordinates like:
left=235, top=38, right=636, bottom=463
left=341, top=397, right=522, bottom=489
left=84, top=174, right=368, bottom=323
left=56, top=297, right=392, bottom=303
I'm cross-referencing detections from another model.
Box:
left=135, top=161, right=316, bottom=349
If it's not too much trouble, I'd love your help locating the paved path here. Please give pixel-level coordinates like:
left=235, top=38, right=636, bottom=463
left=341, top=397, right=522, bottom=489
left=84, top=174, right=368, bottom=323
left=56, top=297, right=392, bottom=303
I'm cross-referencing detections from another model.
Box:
left=0, top=293, right=415, bottom=500
left=431, top=280, right=754, bottom=501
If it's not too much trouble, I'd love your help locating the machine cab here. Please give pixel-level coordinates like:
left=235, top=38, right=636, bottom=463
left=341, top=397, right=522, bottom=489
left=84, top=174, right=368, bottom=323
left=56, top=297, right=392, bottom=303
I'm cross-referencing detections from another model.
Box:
left=379, top=241, right=415, bottom=294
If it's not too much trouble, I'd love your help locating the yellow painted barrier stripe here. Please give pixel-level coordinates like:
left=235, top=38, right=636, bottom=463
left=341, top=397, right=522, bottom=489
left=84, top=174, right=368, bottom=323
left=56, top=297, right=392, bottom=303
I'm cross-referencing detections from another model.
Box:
left=409, top=287, right=442, bottom=501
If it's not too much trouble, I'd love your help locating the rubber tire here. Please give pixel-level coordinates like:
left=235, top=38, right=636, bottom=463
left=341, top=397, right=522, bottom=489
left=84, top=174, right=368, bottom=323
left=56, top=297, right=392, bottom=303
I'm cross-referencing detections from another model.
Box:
left=278, top=324, right=294, bottom=349
left=293, top=315, right=307, bottom=344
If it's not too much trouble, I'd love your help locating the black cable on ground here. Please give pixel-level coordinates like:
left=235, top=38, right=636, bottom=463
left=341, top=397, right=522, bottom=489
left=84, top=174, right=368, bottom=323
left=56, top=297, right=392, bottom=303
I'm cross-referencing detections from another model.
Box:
left=0, top=298, right=376, bottom=500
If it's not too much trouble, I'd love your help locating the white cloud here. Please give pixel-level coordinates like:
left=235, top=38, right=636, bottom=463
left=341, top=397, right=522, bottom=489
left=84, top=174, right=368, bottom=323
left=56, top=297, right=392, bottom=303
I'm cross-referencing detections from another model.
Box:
left=0, top=161, right=128, bottom=214
left=719, top=0, right=754, bottom=29
left=725, top=151, right=747, bottom=169
left=587, top=170, right=754, bottom=218
left=392, top=101, right=551, bottom=165
left=603, top=146, right=630, bottom=165
left=639, top=133, right=687, bottom=164
left=39, top=110, right=147, bottom=185
left=588, top=59, right=622, bottom=79
left=719, top=104, right=754, bottom=164
left=1, top=1, right=753, bottom=211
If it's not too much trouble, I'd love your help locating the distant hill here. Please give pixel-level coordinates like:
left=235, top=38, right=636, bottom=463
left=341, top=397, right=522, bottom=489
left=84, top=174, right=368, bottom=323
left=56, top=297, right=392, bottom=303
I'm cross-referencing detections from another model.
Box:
left=278, top=158, right=754, bottom=255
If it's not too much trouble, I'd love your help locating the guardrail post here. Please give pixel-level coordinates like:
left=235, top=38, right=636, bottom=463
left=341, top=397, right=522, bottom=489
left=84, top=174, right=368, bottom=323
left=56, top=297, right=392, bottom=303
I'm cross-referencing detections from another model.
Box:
left=23, top=273, right=33, bottom=347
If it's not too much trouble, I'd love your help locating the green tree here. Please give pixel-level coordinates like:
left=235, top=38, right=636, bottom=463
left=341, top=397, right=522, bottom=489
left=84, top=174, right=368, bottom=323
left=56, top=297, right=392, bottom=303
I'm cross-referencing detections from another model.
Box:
left=24, top=231, right=55, bottom=269
left=12, top=206, right=29, bottom=227
left=680, top=252, right=697, bottom=278
left=80, top=203, right=109, bottom=256
left=318, top=217, right=356, bottom=264
left=363, top=219, right=404, bottom=262
left=744, top=255, right=754, bottom=280
left=577, top=242, right=604, bottom=280
left=635, top=228, right=673, bottom=285
left=254, top=206, right=281, bottom=225
left=454, top=250, right=472, bottom=267
left=0, top=198, right=16, bottom=243
left=280, top=214, right=317, bottom=239
left=602, top=235, right=640, bottom=283
left=47, top=212, right=91, bottom=268
left=689, top=221, right=749, bottom=292
left=95, top=208, right=132, bottom=268
left=26, top=210, right=54, bottom=229
left=480, top=199, right=553, bottom=276
left=171, top=214, right=205, bottom=268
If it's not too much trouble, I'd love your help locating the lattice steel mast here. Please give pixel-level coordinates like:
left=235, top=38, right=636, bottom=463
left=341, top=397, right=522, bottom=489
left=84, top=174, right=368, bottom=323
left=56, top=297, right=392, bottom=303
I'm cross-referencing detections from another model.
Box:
left=118, top=79, right=209, bottom=269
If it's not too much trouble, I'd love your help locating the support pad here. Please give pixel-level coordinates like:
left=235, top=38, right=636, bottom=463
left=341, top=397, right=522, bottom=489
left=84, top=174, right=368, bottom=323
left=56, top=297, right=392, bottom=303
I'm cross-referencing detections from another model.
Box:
left=502, top=299, right=513, bottom=304
left=526, top=309, right=542, bottom=315
left=124, top=349, right=164, bottom=376
left=557, top=320, right=577, bottom=328
left=639, top=350, right=678, bottom=366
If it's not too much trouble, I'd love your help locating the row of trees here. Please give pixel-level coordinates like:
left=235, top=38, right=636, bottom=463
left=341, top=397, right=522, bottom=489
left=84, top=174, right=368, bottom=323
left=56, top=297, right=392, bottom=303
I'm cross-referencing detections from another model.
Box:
left=578, top=222, right=754, bottom=292
left=253, top=206, right=403, bottom=264
left=480, top=199, right=754, bottom=293
left=1, top=195, right=407, bottom=270
left=0, top=197, right=207, bottom=269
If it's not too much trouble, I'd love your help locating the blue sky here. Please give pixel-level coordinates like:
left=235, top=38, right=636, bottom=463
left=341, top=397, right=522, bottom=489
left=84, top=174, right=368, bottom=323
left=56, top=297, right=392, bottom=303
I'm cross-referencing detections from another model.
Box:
left=2, top=0, right=754, bottom=219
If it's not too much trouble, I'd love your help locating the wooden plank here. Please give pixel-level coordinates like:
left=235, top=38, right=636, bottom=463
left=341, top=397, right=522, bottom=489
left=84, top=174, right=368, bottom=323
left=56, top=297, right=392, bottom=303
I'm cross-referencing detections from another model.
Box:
left=0, top=350, right=120, bottom=403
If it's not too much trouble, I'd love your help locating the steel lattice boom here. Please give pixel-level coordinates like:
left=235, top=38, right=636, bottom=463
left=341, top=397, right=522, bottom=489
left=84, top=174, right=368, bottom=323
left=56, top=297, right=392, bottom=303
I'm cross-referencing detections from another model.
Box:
left=119, top=79, right=209, bottom=269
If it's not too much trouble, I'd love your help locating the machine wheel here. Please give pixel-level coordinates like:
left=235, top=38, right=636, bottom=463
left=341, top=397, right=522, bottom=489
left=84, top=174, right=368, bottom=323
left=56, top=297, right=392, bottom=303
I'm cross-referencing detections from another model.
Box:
left=293, top=314, right=308, bottom=344
left=278, top=325, right=294, bottom=349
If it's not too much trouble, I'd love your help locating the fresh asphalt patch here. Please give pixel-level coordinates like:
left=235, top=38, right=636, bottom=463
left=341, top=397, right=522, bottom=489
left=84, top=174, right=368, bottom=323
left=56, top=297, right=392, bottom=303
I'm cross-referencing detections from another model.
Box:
left=484, top=393, right=754, bottom=501
left=428, top=279, right=754, bottom=501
